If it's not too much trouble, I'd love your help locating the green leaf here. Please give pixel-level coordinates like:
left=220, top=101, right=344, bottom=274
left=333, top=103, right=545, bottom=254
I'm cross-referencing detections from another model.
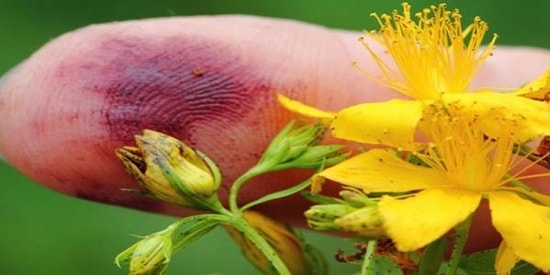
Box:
left=363, top=255, right=403, bottom=275
left=510, top=262, right=540, bottom=275
left=456, top=249, right=539, bottom=275
left=437, top=263, right=469, bottom=275
left=417, top=237, right=448, bottom=275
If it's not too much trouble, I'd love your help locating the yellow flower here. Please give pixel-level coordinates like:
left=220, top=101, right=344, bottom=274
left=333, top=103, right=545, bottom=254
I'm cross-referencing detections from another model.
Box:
left=316, top=104, right=550, bottom=272
left=358, top=2, right=496, bottom=99
left=279, top=3, right=550, bottom=150
left=279, top=2, right=550, bottom=272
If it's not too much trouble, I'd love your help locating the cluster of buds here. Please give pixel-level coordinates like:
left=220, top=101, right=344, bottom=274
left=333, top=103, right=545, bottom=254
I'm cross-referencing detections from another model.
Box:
left=305, top=189, right=385, bottom=238
left=257, top=121, right=347, bottom=171
left=115, top=121, right=347, bottom=275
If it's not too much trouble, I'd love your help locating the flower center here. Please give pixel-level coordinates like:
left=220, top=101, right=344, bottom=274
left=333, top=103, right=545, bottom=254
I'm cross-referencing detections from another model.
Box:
left=417, top=103, right=515, bottom=192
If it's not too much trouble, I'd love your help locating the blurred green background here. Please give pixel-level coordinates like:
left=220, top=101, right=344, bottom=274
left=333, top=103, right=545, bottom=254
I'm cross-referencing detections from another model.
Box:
left=0, top=1, right=548, bottom=274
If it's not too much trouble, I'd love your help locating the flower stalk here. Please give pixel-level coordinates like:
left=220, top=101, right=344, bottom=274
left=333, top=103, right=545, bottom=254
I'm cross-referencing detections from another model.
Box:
left=360, top=240, right=378, bottom=275
left=228, top=120, right=345, bottom=212
left=226, top=213, right=294, bottom=275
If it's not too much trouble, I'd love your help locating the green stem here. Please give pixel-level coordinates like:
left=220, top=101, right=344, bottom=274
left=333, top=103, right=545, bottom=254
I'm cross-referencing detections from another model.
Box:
left=360, top=240, right=377, bottom=275
left=228, top=164, right=270, bottom=212
left=240, top=178, right=311, bottom=212
left=445, top=214, right=474, bottom=275
left=231, top=217, right=291, bottom=275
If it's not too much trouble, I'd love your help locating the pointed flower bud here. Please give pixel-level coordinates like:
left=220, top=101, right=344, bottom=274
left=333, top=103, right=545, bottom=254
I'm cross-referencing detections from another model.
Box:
left=339, top=189, right=377, bottom=208
left=116, top=129, right=222, bottom=210
left=224, top=211, right=312, bottom=275
left=334, top=206, right=385, bottom=238
left=115, top=224, right=178, bottom=275
left=259, top=120, right=347, bottom=171
left=305, top=189, right=385, bottom=237
left=304, top=204, right=357, bottom=231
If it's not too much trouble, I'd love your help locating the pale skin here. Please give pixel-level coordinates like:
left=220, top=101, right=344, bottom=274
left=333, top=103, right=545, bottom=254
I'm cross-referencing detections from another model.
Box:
left=0, top=15, right=549, bottom=253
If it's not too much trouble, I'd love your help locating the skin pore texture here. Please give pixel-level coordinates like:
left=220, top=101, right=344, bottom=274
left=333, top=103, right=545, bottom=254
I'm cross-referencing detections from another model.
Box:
left=0, top=15, right=549, bottom=253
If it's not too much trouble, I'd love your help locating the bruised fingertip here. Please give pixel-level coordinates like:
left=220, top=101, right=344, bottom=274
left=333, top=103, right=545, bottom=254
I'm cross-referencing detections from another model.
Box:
left=92, top=35, right=268, bottom=147
left=0, top=16, right=382, bottom=217
left=0, top=18, right=310, bottom=199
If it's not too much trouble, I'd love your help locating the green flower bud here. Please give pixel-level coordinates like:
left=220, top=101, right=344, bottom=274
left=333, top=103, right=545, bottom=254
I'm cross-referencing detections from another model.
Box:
left=304, top=204, right=357, bottom=231
left=116, top=130, right=222, bottom=210
left=260, top=121, right=323, bottom=164
left=258, top=121, right=347, bottom=171
left=279, top=145, right=348, bottom=170
left=334, top=206, right=386, bottom=238
left=339, top=189, right=377, bottom=208
left=304, top=190, right=385, bottom=237
left=116, top=224, right=177, bottom=275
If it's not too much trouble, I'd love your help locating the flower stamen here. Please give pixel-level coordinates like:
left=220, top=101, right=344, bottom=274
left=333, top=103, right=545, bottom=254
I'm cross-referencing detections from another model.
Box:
left=357, top=2, right=497, bottom=99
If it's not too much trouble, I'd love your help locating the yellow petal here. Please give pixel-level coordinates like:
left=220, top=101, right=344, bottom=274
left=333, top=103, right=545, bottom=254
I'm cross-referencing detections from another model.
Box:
left=495, top=241, right=519, bottom=275
left=443, top=92, right=550, bottom=141
left=318, top=149, right=446, bottom=193
left=489, top=191, right=550, bottom=272
left=379, top=188, right=481, bottom=251
left=277, top=94, right=335, bottom=120
left=331, top=99, right=424, bottom=150
left=514, top=69, right=550, bottom=99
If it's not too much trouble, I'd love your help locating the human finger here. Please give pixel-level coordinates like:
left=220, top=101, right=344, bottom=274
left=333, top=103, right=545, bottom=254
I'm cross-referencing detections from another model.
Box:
left=0, top=15, right=548, bottom=240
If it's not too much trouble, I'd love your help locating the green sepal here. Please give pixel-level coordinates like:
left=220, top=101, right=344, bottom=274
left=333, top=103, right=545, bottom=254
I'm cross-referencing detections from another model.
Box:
left=172, top=219, right=219, bottom=252
left=301, top=191, right=343, bottom=205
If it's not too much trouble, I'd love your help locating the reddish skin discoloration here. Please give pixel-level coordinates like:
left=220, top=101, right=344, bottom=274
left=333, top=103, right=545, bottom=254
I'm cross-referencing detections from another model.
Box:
left=76, top=34, right=313, bottom=216
left=61, top=34, right=304, bottom=214
left=96, top=36, right=261, bottom=145
left=0, top=17, right=382, bottom=222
